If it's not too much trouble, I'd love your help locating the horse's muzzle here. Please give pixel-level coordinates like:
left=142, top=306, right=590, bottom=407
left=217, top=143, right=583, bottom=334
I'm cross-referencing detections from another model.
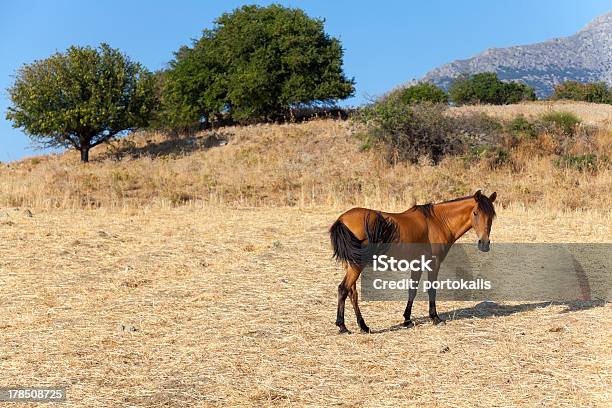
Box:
left=478, top=239, right=490, bottom=252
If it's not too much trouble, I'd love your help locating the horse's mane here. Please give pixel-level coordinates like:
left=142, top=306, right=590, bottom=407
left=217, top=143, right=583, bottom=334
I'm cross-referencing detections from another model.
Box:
left=474, top=193, right=496, bottom=218
left=412, top=194, right=496, bottom=219
left=414, top=203, right=434, bottom=218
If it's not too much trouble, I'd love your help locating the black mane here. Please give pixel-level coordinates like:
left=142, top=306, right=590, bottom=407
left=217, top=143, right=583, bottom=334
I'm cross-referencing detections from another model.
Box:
left=414, top=203, right=434, bottom=218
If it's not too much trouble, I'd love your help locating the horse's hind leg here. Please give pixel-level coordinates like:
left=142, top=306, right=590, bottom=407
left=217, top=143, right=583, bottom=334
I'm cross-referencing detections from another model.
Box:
left=335, top=265, right=362, bottom=334
left=336, top=277, right=350, bottom=334
left=349, top=283, right=369, bottom=333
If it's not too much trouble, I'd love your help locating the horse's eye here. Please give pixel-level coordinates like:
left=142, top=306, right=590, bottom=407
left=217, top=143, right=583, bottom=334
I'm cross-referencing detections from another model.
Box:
left=473, top=211, right=478, bottom=216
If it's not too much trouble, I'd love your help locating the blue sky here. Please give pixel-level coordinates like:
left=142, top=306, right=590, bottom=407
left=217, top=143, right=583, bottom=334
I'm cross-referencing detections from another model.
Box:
left=1, top=0, right=610, bottom=161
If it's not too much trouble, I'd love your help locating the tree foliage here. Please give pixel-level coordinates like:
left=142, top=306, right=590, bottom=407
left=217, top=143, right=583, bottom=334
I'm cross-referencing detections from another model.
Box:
left=6, top=43, right=156, bottom=162
left=551, top=80, right=611, bottom=104
left=449, top=72, right=536, bottom=105
left=398, top=82, right=448, bottom=104
left=159, top=4, right=355, bottom=129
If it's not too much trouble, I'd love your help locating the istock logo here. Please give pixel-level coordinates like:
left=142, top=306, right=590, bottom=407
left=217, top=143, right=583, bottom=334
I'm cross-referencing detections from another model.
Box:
left=372, top=254, right=434, bottom=272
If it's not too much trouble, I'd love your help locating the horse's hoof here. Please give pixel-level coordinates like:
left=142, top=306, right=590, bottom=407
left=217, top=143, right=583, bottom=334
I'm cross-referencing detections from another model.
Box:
left=402, top=320, right=415, bottom=328
left=338, top=326, right=351, bottom=334
left=357, top=318, right=370, bottom=333
left=432, top=317, right=446, bottom=326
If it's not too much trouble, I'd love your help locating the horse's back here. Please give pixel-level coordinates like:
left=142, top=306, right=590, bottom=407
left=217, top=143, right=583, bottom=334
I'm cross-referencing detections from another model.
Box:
left=336, top=207, right=372, bottom=241
left=336, top=207, right=427, bottom=243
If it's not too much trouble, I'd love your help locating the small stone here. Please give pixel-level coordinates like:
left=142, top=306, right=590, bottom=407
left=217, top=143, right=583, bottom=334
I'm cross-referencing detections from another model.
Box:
left=24, top=209, right=33, bottom=217
left=98, top=230, right=110, bottom=238
left=548, top=326, right=564, bottom=332
left=117, top=324, right=138, bottom=333
left=439, top=345, right=450, bottom=354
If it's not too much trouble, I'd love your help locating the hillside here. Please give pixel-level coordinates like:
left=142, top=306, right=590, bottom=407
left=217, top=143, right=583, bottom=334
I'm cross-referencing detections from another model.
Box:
left=418, top=12, right=612, bottom=97
left=0, top=101, right=610, bottom=212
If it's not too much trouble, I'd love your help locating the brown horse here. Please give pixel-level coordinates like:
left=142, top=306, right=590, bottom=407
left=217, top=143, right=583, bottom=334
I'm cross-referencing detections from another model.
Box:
left=330, top=190, right=497, bottom=334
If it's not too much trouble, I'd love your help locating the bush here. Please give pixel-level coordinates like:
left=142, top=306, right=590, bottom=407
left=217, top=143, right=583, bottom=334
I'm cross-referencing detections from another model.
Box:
left=159, top=4, right=354, bottom=129
left=507, top=115, right=537, bottom=139
left=449, top=72, right=536, bottom=105
left=464, top=145, right=512, bottom=169
left=551, top=81, right=612, bottom=104
left=353, top=100, right=506, bottom=163
left=398, top=83, right=448, bottom=105
left=539, top=111, right=581, bottom=136
left=554, top=154, right=600, bottom=172
left=354, top=102, right=458, bottom=163
left=452, top=112, right=503, bottom=146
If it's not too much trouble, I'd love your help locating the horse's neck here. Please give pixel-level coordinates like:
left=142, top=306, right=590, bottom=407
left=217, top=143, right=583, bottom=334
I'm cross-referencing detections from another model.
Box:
left=433, top=200, right=474, bottom=242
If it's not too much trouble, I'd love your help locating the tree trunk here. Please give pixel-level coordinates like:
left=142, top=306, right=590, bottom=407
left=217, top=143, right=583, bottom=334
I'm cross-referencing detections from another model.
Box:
left=80, top=146, right=90, bottom=163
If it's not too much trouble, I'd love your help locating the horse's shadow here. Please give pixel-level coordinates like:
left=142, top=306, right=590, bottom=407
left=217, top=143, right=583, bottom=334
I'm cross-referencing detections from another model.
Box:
left=371, top=299, right=606, bottom=334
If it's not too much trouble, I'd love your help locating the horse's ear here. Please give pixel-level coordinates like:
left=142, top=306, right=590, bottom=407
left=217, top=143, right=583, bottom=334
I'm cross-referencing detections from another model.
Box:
left=474, top=190, right=482, bottom=198
left=489, top=192, right=497, bottom=203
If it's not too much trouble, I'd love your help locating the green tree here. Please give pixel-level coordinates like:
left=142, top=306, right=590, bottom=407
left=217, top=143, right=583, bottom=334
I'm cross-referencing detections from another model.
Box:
left=6, top=44, right=157, bottom=162
left=449, top=72, right=536, bottom=105
left=160, top=4, right=355, bottom=128
left=155, top=43, right=225, bottom=132
left=398, top=83, right=448, bottom=104
left=551, top=80, right=611, bottom=104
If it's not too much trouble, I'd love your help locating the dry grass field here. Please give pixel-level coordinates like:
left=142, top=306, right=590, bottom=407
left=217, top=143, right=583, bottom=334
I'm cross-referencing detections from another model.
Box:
left=0, top=101, right=610, bottom=406
left=0, top=205, right=609, bottom=407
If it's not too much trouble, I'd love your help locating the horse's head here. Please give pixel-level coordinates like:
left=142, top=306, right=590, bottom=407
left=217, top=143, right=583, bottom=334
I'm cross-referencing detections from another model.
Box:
left=470, top=190, right=497, bottom=252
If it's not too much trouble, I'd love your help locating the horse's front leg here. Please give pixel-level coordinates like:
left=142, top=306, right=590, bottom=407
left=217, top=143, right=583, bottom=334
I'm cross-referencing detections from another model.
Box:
left=402, top=269, right=421, bottom=328
left=427, top=264, right=445, bottom=325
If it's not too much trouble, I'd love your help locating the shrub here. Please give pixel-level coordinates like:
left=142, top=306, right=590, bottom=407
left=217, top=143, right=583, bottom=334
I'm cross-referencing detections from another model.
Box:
left=551, top=81, right=612, bottom=104
left=353, top=102, right=457, bottom=163
left=353, top=100, right=506, bottom=163
left=159, top=4, right=354, bottom=129
left=507, top=115, right=537, bottom=139
left=539, top=111, right=581, bottom=136
left=398, top=83, right=448, bottom=105
left=464, top=145, right=512, bottom=169
left=6, top=44, right=157, bottom=162
left=554, top=154, right=600, bottom=172
left=451, top=112, right=503, bottom=146
left=449, top=72, right=536, bottom=105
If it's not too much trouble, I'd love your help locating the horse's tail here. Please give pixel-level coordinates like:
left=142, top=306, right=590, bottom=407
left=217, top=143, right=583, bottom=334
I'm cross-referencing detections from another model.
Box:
left=330, top=211, right=399, bottom=268
left=329, top=219, right=364, bottom=268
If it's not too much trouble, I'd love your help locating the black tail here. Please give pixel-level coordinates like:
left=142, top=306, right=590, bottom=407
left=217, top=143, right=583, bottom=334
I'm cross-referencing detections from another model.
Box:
left=330, top=211, right=399, bottom=268
left=330, top=219, right=364, bottom=268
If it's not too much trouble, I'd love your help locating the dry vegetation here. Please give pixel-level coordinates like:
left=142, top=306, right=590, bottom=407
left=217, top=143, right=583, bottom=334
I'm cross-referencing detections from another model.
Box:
left=0, top=101, right=610, bottom=406
left=0, top=205, right=609, bottom=407
left=0, top=101, right=610, bottom=212
left=451, top=100, right=612, bottom=131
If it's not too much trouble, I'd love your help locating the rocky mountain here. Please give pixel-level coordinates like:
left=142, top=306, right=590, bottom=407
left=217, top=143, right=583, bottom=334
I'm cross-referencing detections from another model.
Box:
left=418, top=12, right=612, bottom=98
